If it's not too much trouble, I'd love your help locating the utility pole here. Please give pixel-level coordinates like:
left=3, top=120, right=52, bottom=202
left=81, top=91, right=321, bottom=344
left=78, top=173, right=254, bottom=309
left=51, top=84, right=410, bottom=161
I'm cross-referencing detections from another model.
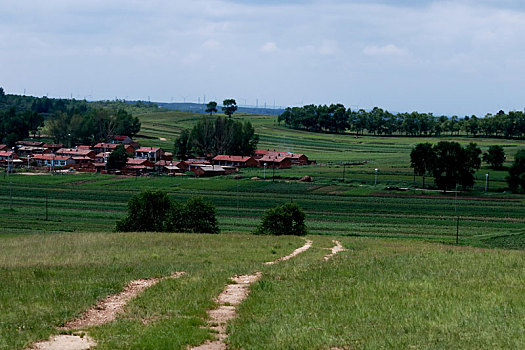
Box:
left=455, top=183, right=459, bottom=244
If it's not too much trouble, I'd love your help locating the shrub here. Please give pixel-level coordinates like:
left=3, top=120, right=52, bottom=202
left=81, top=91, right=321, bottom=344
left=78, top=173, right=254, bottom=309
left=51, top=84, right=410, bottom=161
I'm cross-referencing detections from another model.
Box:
left=254, top=202, right=307, bottom=236
left=116, top=190, right=172, bottom=232
left=116, top=191, right=220, bottom=233
left=167, top=197, right=219, bottom=234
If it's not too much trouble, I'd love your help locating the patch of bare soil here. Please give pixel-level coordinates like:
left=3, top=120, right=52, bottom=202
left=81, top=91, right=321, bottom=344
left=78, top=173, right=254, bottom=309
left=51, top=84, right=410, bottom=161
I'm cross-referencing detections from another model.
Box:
left=264, top=239, right=313, bottom=265
left=191, top=273, right=262, bottom=350
left=323, top=240, right=347, bottom=261
left=64, top=272, right=185, bottom=329
left=18, top=172, right=49, bottom=175
left=30, top=335, right=96, bottom=350
left=28, top=272, right=185, bottom=350
left=159, top=137, right=167, bottom=141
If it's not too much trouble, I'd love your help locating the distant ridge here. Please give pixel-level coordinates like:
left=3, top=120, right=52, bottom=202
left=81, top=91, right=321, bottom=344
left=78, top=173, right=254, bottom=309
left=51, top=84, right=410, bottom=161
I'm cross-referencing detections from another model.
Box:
left=157, top=102, right=286, bottom=116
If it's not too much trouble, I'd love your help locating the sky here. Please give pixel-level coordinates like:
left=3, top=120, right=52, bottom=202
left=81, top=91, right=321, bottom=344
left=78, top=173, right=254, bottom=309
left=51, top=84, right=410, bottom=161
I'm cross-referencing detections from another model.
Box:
left=1, top=0, right=525, bottom=116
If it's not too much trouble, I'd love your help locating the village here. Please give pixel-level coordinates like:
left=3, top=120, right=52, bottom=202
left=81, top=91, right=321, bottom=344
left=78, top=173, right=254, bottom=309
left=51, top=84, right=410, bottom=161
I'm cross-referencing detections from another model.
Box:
left=0, top=136, right=312, bottom=177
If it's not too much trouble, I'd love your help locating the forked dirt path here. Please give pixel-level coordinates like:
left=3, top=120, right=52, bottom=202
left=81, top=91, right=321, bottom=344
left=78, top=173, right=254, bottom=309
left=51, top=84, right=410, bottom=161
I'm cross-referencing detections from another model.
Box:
left=264, top=239, right=313, bottom=265
left=192, top=239, right=313, bottom=350
left=323, top=240, right=346, bottom=261
left=29, top=272, right=185, bottom=350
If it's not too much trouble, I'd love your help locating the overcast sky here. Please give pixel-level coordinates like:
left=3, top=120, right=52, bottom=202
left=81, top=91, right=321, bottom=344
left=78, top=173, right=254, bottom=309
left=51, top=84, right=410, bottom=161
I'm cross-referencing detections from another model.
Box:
left=1, top=0, right=525, bottom=116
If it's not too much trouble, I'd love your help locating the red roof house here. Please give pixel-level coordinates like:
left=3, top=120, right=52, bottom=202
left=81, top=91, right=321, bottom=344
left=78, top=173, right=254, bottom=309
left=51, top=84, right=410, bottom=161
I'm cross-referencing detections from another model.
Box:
left=212, top=155, right=258, bottom=168
left=258, top=155, right=292, bottom=169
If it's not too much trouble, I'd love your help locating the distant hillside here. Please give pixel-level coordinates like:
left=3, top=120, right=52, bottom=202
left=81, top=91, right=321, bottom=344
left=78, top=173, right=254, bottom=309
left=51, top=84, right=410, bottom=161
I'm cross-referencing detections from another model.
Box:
left=157, top=102, right=285, bottom=116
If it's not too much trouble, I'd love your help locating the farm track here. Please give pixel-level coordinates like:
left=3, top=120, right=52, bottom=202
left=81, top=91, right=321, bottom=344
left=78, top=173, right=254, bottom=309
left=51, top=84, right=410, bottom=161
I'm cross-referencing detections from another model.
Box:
left=28, top=272, right=185, bottom=350
left=193, top=239, right=315, bottom=350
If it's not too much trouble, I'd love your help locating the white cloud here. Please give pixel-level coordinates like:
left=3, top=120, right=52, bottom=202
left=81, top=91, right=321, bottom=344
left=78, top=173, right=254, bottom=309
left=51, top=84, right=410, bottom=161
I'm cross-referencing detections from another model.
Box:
left=363, top=44, right=408, bottom=56
left=260, top=42, right=278, bottom=53
left=1, top=0, right=525, bottom=114
left=201, top=39, right=222, bottom=49
left=319, top=40, right=338, bottom=55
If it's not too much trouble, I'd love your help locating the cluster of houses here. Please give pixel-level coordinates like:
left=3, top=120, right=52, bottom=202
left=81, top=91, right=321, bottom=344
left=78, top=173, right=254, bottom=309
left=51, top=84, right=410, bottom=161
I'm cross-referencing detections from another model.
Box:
left=0, top=136, right=311, bottom=177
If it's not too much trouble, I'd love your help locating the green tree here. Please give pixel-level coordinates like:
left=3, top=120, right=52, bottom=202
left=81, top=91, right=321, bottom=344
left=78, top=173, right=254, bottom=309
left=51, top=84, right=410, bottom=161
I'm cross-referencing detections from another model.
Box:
left=222, top=99, right=237, bottom=118
left=107, top=144, right=129, bottom=170
left=506, top=150, right=525, bottom=192
left=116, top=190, right=173, bottom=232
left=483, top=145, right=506, bottom=169
left=254, top=202, right=307, bottom=236
left=180, top=197, right=219, bottom=234
left=432, top=141, right=481, bottom=190
left=174, top=129, right=191, bottom=160
left=410, top=143, right=435, bottom=188
left=205, top=101, right=218, bottom=116
left=114, top=109, right=141, bottom=137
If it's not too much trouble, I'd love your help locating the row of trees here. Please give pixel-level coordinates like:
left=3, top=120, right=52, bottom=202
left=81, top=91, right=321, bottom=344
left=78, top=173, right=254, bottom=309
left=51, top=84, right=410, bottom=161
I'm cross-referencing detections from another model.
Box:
left=48, top=108, right=140, bottom=145
left=279, top=105, right=525, bottom=138
left=174, top=116, right=259, bottom=159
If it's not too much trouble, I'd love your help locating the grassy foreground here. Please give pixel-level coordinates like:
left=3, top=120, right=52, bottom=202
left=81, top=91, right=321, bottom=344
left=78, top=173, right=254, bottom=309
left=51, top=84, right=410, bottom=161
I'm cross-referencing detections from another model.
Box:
left=1, top=232, right=523, bottom=349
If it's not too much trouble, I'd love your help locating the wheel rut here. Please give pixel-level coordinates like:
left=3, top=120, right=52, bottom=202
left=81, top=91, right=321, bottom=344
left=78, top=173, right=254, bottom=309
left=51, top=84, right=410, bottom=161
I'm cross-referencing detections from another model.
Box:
left=28, top=272, right=185, bottom=350
left=192, top=238, right=313, bottom=349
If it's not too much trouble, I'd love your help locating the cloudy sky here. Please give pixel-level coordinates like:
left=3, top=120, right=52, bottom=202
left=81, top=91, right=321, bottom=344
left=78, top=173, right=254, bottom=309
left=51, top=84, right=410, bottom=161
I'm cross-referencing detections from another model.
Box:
left=1, top=0, right=524, bottom=116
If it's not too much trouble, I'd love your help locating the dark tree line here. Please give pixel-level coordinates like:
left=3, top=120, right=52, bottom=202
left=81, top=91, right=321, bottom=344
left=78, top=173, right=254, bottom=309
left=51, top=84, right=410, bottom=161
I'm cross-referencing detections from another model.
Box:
left=0, top=89, right=142, bottom=146
left=279, top=105, right=525, bottom=138
left=410, top=141, right=482, bottom=190
left=48, top=108, right=140, bottom=145
left=0, top=108, right=44, bottom=146
left=174, top=116, right=259, bottom=159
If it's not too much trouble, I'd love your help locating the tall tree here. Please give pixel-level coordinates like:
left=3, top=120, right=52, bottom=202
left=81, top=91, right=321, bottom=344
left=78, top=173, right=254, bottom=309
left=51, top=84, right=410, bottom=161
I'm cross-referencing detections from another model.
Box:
left=174, top=129, right=191, bottom=160
left=506, top=150, right=525, bottom=192
left=410, top=143, right=435, bottom=188
left=205, top=101, right=218, bottom=116
left=483, top=145, right=506, bottom=169
left=107, top=144, right=130, bottom=170
left=432, top=141, right=481, bottom=190
left=222, top=99, right=237, bottom=118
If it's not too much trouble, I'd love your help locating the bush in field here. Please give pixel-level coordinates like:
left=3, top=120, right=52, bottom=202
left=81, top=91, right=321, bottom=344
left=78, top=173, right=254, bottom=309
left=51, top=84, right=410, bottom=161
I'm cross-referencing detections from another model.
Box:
left=116, top=191, right=219, bottom=233
left=254, top=202, right=307, bottom=236
left=116, top=190, right=172, bottom=232
left=167, top=197, right=219, bottom=234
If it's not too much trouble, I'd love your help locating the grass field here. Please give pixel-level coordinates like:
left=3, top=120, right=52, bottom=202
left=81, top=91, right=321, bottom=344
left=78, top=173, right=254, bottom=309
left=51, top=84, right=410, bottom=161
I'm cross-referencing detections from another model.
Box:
left=1, top=233, right=523, bottom=349
left=1, top=109, right=524, bottom=349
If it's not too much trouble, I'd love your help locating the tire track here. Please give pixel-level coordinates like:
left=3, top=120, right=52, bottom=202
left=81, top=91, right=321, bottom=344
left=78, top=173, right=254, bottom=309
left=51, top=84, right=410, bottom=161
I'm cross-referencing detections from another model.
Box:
left=29, top=272, right=185, bottom=350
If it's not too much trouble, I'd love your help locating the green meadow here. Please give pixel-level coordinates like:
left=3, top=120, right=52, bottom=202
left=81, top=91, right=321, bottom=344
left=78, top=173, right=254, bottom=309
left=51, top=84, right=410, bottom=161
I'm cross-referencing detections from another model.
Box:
left=1, top=233, right=523, bottom=349
left=1, top=109, right=524, bottom=349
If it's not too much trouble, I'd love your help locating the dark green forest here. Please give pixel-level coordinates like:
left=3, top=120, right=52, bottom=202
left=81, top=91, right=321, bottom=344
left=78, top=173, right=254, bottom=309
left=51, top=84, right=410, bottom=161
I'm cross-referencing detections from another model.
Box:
left=0, top=89, right=152, bottom=146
